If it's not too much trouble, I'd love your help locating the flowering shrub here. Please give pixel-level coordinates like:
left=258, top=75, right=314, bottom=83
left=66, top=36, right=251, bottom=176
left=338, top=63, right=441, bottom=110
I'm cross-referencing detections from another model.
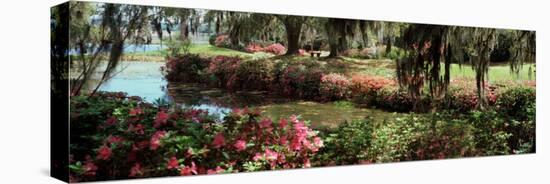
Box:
left=496, top=87, right=536, bottom=153
left=235, top=59, right=275, bottom=90
left=440, top=79, right=498, bottom=112
left=319, top=73, right=350, bottom=101
left=214, top=34, right=230, bottom=48
left=350, top=75, right=396, bottom=106
left=263, top=43, right=286, bottom=55
left=68, top=92, right=323, bottom=182
left=279, top=64, right=323, bottom=99
left=69, top=91, right=534, bottom=182
left=245, top=42, right=264, bottom=53
left=298, top=49, right=306, bottom=56
left=207, top=56, right=243, bottom=90
left=163, top=54, right=210, bottom=82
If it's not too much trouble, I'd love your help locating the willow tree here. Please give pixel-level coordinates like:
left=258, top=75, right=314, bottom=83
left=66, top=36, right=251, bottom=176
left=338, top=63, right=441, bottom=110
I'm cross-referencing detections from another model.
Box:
left=397, top=24, right=535, bottom=111
left=69, top=2, right=108, bottom=95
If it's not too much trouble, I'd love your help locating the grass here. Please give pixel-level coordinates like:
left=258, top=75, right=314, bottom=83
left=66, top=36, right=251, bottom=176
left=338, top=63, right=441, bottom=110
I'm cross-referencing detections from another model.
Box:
left=121, top=44, right=273, bottom=61
left=449, top=63, right=535, bottom=82
left=117, top=43, right=536, bottom=83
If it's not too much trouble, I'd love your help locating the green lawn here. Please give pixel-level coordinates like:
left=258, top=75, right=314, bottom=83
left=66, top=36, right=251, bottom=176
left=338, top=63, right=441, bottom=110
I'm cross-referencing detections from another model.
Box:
left=122, top=44, right=536, bottom=82
left=122, top=44, right=273, bottom=61
left=449, top=63, right=535, bottom=82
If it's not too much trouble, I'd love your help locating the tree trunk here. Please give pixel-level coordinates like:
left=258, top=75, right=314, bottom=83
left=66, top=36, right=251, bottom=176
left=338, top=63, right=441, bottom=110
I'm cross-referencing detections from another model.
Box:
left=180, top=19, right=188, bottom=40
left=282, top=18, right=303, bottom=55
left=385, top=37, right=392, bottom=54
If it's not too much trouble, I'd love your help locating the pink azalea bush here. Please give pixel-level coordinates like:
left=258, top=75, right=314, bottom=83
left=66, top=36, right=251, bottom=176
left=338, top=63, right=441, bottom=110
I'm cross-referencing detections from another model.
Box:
left=69, top=92, right=323, bottom=182
left=214, top=34, right=230, bottom=47
left=320, top=73, right=351, bottom=101
left=245, top=42, right=264, bottom=53
left=263, top=43, right=286, bottom=55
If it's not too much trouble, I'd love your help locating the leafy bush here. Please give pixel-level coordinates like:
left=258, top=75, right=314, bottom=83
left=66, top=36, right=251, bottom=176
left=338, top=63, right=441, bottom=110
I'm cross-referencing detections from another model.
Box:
left=263, top=43, right=286, bottom=55
left=496, top=87, right=536, bottom=153
left=245, top=42, right=264, bottom=53
left=497, top=87, right=535, bottom=121
left=214, top=34, right=230, bottom=48
left=319, top=73, right=350, bottom=101
left=235, top=59, right=275, bottom=90
left=163, top=54, right=210, bottom=82
left=350, top=75, right=396, bottom=106
left=208, top=34, right=217, bottom=46
left=440, top=79, right=497, bottom=112
left=318, top=120, right=373, bottom=165
left=374, top=89, right=415, bottom=112
left=69, top=92, right=323, bottom=182
left=207, top=56, right=243, bottom=90
left=279, top=64, right=323, bottom=99
left=165, top=39, right=192, bottom=58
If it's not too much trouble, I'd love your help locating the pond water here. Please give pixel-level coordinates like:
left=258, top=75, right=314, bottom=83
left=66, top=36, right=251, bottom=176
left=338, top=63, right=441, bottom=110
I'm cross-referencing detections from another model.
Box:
left=95, top=61, right=402, bottom=127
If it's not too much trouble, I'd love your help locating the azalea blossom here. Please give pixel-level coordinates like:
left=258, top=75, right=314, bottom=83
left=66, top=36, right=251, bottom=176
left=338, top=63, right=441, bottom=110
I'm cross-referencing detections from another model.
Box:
left=97, top=145, right=112, bottom=160
left=260, top=118, right=272, bottom=129
left=166, top=156, right=179, bottom=170
left=233, top=140, right=246, bottom=152
left=129, top=163, right=143, bottom=177
left=106, top=135, right=124, bottom=145
left=279, top=118, right=288, bottom=129
left=105, top=116, right=117, bottom=126
left=303, top=158, right=311, bottom=168
left=153, top=111, right=169, bottom=128
left=83, top=160, right=98, bottom=176
left=212, top=133, right=225, bottom=148
left=150, top=131, right=167, bottom=150
left=129, top=108, right=142, bottom=116
left=206, top=166, right=224, bottom=175
left=180, top=162, right=197, bottom=176
left=253, top=152, right=263, bottom=161
left=264, top=149, right=279, bottom=161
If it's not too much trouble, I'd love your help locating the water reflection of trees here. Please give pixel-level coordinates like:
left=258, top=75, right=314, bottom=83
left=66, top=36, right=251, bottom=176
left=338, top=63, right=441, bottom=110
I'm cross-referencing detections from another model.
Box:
left=166, top=82, right=297, bottom=108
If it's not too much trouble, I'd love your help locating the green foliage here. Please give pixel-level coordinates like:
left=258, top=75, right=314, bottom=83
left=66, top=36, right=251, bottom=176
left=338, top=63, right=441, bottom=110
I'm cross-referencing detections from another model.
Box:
left=496, top=87, right=536, bottom=153
left=318, top=120, right=373, bottom=165
left=497, top=87, right=536, bottom=121
left=165, top=39, right=192, bottom=57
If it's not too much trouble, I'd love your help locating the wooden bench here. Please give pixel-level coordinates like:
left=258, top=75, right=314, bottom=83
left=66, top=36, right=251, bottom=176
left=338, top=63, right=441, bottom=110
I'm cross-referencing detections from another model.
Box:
left=310, top=51, right=321, bottom=57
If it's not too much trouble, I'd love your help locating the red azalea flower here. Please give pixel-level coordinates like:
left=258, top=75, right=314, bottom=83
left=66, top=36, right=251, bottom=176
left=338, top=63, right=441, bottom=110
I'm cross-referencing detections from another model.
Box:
left=180, top=162, right=197, bottom=176
left=128, top=124, right=145, bottom=135
left=233, top=140, right=246, bottom=152
left=279, top=118, right=288, bottom=129
left=207, top=166, right=224, bottom=175
left=97, top=145, right=112, bottom=160
left=105, top=116, right=117, bottom=126
left=83, top=160, right=98, bottom=176
left=167, top=156, right=179, bottom=170
left=212, top=133, right=225, bottom=149
left=129, top=108, right=142, bottom=116
left=107, top=135, right=124, bottom=145
left=154, top=111, right=169, bottom=128
left=150, top=131, right=167, bottom=150
left=253, top=152, right=263, bottom=161
left=264, top=148, right=278, bottom=161
left=260, top=118, right=272, bottom=129
left=303, top=158, right=311, bottom=168
left=129, top=163, right=143, bottom=177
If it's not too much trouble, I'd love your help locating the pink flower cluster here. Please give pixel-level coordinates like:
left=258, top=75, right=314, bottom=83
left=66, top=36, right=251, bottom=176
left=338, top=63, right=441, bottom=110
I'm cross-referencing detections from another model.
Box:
left=320, top=73, right=351, bottom=100
left=263, top=43, right=286, bottom=55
